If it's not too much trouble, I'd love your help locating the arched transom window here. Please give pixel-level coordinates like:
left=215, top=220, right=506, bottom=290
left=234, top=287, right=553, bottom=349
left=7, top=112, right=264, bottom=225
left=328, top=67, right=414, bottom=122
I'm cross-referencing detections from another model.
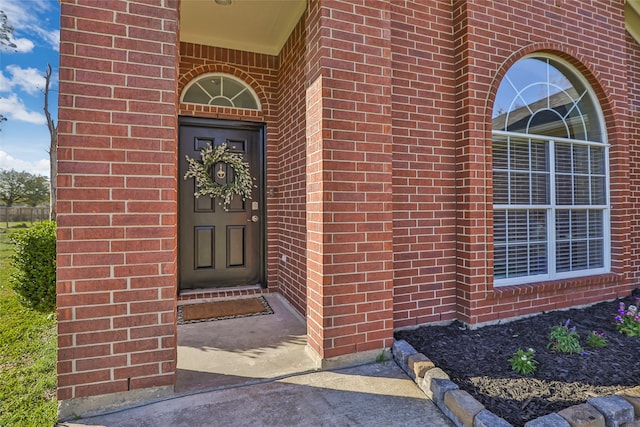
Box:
left=181, top=73, right=260, bottom=110
left=492, top=56, right=610, bottom=285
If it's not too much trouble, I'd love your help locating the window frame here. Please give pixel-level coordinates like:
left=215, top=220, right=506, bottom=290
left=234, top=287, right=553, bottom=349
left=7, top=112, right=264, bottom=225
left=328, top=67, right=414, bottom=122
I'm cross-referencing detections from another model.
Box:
left=180, top=72, right=261, bottom=111
left=492, top=55, right=611, bottom=287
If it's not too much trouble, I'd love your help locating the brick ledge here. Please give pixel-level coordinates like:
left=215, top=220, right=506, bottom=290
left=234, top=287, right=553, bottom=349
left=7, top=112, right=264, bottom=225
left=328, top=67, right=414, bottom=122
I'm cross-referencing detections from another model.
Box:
left=392, top=339, right=639, bottom=427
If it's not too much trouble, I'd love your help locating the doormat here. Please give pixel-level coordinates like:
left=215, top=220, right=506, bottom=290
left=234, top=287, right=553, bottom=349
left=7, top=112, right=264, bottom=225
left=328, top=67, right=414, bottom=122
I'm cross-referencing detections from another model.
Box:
left=177, top=296, right=273, bottom=324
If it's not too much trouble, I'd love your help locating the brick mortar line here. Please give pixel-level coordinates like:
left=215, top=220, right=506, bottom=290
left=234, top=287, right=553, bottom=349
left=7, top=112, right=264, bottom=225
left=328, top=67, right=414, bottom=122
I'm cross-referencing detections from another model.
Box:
left=392, top=339, right=640, bottom=427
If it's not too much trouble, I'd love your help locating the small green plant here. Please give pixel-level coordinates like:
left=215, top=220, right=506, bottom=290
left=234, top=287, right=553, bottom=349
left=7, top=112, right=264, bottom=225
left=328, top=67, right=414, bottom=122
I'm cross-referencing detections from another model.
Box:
left=547, top=319, right=583, bottom=354
left=586, top=330, right=608, bottom=348
left=615, top=299, right=640, bottom=337
left=9, top=220, right=56, bottom=312
left=509, top=348, right=538, bottom=375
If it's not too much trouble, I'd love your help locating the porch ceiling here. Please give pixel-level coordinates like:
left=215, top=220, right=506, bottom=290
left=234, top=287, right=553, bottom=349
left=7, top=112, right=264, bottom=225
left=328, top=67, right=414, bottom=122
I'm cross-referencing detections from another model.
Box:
left=627, top=0, right=640, bottom=44
left=180, top=0, right=306, bottom=56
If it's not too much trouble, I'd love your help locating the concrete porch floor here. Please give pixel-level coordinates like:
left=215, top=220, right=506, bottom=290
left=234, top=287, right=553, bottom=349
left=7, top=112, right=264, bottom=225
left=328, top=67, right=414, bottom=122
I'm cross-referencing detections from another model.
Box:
left=175, top=293, right=318, bottom=393
left=60, top=293, right=455, bottom=426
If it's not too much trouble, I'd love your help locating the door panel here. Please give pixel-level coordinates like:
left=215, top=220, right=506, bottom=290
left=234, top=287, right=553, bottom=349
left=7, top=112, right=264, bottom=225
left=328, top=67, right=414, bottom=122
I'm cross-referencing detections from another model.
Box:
left=179, top=119, right=265, bottom=290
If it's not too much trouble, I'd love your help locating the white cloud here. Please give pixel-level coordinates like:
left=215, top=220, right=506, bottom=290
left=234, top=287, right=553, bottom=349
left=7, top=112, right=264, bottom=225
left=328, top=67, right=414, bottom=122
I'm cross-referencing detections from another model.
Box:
left=0, top=150, right=50, bottom=177
left=0, top=72, right=10, bottom=93
left=0, top=0, right=51, bottom=30
left=4, top=65, right=46, bottom=95
left=0, top=94, right=46, bottom=125
left=0, top=0, right=56, bottom=53
left=33, top=28, right=59, bottom=52
left=0, top=36, right=34, bottom=53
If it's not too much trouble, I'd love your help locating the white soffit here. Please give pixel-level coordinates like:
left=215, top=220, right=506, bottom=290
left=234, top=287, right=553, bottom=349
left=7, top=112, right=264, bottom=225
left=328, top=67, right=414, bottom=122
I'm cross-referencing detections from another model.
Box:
left=180, top=0, right=307, bottom=56
left=627, top=0, right=640, bottom=44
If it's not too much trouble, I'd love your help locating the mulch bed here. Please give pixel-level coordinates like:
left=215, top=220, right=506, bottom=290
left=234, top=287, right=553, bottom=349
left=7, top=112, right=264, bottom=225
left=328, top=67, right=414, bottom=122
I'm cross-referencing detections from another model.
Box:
left=395, top=290, right=640, bottom=427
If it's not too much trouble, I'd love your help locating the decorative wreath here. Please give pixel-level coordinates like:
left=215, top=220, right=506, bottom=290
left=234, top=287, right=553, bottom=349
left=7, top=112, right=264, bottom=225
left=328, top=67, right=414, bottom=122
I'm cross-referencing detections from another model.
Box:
left=184, top=143, right=255, bottom=210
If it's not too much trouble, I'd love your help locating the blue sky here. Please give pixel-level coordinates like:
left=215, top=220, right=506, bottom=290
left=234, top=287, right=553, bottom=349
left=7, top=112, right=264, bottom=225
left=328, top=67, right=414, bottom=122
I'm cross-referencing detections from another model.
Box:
left=0, top=0, right=59, bottom=177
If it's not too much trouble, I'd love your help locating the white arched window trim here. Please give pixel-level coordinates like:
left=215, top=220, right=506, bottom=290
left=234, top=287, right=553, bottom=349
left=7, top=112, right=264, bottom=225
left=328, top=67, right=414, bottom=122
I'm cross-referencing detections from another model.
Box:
left=181, top=73, right=261, bottom=111
left=492, top=54, right=610, bottom=286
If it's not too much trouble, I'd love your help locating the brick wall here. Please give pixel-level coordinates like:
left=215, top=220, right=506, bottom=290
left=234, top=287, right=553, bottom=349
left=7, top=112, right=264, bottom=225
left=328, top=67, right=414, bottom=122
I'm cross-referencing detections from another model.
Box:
left=57, top=0, right=179, bottom=401
left=451, top=0, right=634, bottom=324
left=628, top=32, right=640, bottom=284
left=390, top=0, right=458, bottom=328
left=305, top=0, right=395, bottom=359
left=276, top=18, right=308, bottom=314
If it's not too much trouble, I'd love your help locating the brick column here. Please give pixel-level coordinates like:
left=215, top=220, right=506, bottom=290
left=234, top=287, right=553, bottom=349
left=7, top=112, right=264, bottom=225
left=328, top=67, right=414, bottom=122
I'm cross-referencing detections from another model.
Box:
left=56, top=0, right=179, bottom=416
left=305, top=0, right=394, bottom=364
left=452, top=0, right=492, bottom=324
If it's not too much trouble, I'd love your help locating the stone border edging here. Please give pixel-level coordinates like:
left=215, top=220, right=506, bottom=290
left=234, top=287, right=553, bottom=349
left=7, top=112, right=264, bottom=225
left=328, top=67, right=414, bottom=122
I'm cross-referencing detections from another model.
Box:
left=392, top=339, right=640, bottom=427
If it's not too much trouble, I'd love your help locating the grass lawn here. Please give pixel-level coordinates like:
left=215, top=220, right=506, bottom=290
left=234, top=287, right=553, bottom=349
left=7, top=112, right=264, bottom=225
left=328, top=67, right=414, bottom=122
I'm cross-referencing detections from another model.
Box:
left=0, top=222, right=57, bottom=426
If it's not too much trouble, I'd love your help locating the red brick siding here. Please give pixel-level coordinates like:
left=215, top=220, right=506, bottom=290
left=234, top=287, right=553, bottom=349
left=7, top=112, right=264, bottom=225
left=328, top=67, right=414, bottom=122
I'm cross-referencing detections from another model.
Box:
left=57, top=0, right=179, bottom=400
left=390, top=0, right=458, bottom=328
left=276, top=18, right=308, bottom=315
left=305, top=0, right=394, bottom=359
left=628, top=32, right=640, bottom=285
left=452, top=0, right=633, bottom=324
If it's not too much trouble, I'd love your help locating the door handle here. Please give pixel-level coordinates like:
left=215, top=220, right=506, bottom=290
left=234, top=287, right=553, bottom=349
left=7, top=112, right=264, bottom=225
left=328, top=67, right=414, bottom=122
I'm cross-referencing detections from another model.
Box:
left=249, top=215, right=259, bottom=223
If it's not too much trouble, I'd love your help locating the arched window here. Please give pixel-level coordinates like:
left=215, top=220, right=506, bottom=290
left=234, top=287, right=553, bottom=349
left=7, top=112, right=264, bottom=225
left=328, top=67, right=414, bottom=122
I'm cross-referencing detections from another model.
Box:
left=492, top=56, right=610, bottom=285
left=181, top=73, right=260, bottom=110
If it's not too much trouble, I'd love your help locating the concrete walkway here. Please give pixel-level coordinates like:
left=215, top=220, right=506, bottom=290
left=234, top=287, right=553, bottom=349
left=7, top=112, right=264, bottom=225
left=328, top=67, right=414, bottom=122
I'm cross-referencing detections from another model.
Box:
left=58, top=294, right=453, bottom=426
left=59, top=361, right=454, bottom=427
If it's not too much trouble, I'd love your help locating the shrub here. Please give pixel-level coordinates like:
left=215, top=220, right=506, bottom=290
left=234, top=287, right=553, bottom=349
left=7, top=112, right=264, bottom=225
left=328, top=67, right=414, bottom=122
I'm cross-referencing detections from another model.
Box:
left=547, top=319, right=583, bottom=354
left=9, top=221, right=56, bottom=312
left=508, top=348, right=538, bottom=375
left=586, top=331, right=608, bottom=348
left=615, top=299, right=640, bottom=337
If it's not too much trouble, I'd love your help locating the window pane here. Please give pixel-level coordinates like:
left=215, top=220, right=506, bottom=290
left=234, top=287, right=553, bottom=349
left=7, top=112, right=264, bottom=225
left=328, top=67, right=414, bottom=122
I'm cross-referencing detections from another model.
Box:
left=570, top=210, right=587, bottom=239
left=556, top=175, right=572, bottom=205
left=511, top=172, right=531, bottom=204
left=574, top=175, right=590, bottom=205
left=531, top=140, right=548, bottom=171
left=531, top=172, right=549, bottom=204
left=508, top=245, right=530, bottom=277
left=494, top=245, right=507, bottom=279
left=508, top=210, right=528, bottom=242
left=572, top=241, right=588, bottom=270
left=510, top=138, right=531, bottom=170
left=529, top=210, right=547, bottom=241
left=589, top=210, right=603, bottom=236
left=199, top=76, right=222, bottom=98
left=494, top=210, right=506, bottom=244
left=183, top=84, right=211, bottom=104
left=234, top=91, right=258, bottom=109
left=530, top=243, right=548, bottom=275
left=590, top=147, right=604, bottom=174
left=494, top=171, right=509, bottom=204
left=589, top=240, right=604, bottom=268
left=573, top=145, right=589, bottom=174
left=591, top=177, right=605, bottom=204
left=556, top=210, right=570, bottom=240
left=493, top=138, right=509, bottom=169
left=555, top=143, right=572, bottom=173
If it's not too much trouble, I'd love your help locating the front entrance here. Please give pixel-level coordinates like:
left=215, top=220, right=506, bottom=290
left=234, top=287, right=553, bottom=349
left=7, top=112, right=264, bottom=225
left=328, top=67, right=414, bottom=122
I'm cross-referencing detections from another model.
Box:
left=178, top=117, right=265, bottom=290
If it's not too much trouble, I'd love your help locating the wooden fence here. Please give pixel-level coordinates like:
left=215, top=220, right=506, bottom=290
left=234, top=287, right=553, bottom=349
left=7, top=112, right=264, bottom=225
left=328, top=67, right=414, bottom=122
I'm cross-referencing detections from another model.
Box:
left=0, top=206, right=50, bottom=223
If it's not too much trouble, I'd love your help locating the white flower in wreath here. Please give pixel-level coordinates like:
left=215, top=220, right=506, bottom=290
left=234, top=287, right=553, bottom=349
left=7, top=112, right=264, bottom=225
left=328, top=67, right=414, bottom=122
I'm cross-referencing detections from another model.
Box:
left=184, top=143, right=255, bottom=211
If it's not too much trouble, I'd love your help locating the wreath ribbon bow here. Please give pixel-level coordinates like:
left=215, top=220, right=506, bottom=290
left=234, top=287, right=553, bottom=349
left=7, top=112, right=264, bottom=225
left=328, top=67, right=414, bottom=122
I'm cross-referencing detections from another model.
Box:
left=184, top=143, right=255, bottom=210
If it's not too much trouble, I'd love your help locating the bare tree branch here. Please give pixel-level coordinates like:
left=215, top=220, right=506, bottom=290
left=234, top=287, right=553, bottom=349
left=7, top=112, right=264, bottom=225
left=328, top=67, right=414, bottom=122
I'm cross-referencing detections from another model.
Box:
left=44, top=64, right=58, bottom=220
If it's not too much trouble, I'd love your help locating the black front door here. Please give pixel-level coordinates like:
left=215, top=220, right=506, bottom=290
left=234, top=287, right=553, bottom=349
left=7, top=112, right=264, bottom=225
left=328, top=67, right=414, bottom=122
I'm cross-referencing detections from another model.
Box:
left=178, top=118, right=265, bottom=290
